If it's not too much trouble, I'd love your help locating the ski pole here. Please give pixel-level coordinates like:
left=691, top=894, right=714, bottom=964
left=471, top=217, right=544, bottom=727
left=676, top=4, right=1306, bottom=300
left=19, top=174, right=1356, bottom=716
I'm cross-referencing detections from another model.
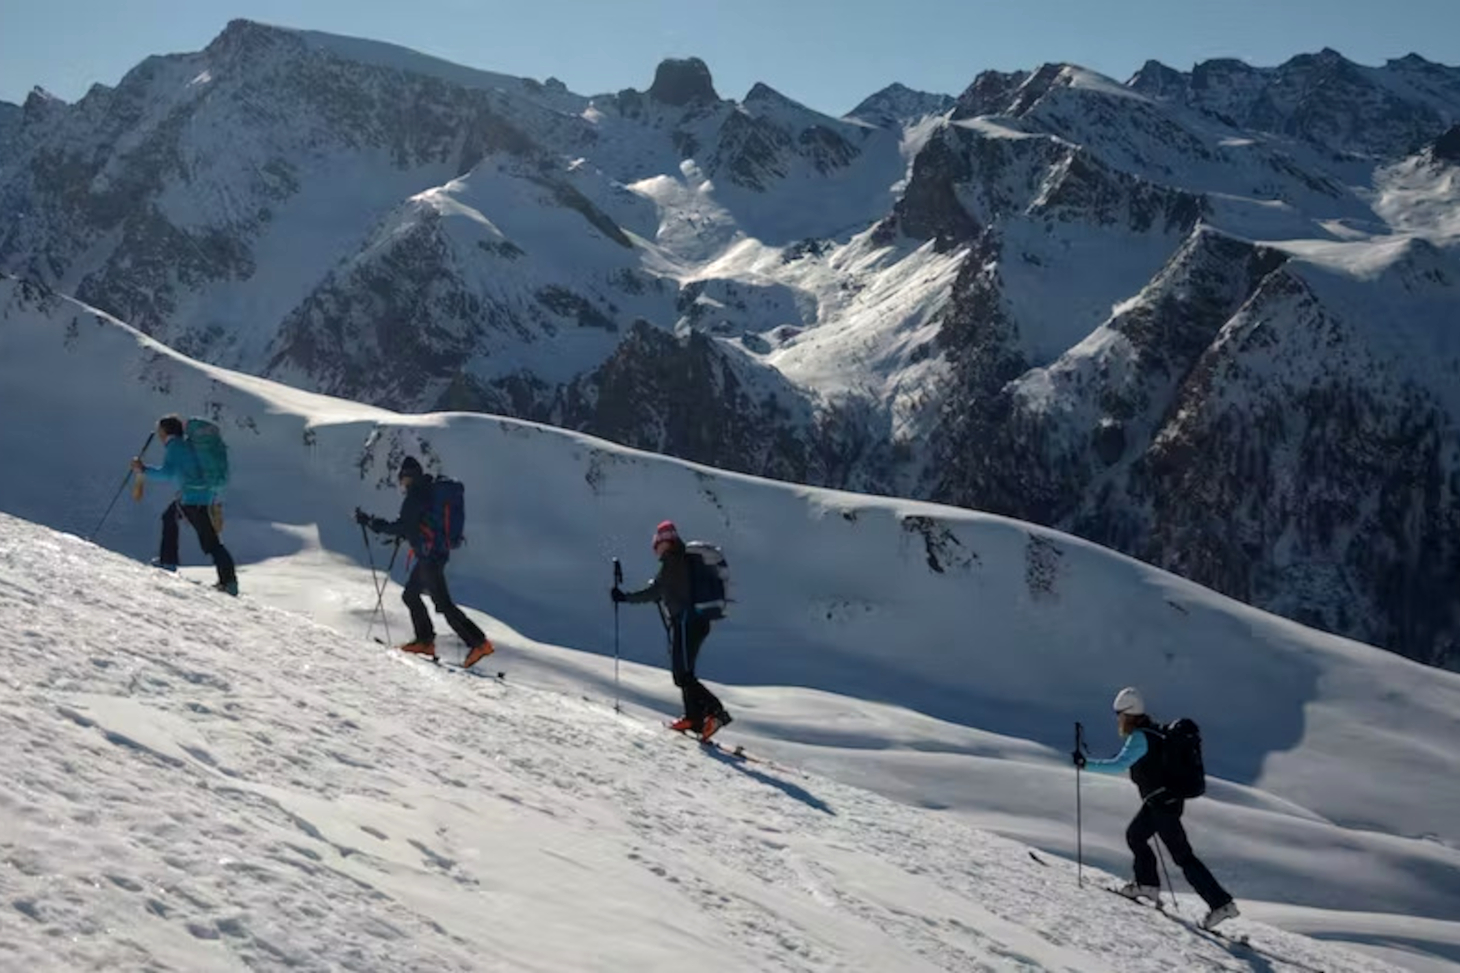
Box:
left=364, top=532, right=399, bottom=647
left=1075, top=721, right=1085, bottom=888
left=91, top=432, right=154, bottom=541
left=362, top=520, right=383, bottom=641
left=1155, top=838, right=1175, bottom=912
left=613, top=557, right=623, bottom=714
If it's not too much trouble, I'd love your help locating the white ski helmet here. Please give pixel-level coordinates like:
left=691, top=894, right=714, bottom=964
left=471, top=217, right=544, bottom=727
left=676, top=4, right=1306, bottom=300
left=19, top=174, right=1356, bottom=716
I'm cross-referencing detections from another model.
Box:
left=1113, top=686, right=1145, bottom=715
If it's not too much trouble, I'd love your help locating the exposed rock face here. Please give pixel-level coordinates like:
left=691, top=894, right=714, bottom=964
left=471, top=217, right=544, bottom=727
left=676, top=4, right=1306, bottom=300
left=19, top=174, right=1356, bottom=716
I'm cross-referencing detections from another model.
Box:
left=648, top=57, right=719, bottom=106
left=1434, top=124, right=1460, bottom=163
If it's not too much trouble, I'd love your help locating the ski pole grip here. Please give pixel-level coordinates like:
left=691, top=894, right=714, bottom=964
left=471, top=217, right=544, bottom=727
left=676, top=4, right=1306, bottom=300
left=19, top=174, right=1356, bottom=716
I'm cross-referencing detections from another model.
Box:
left=613, top=557, right=623, bottom=586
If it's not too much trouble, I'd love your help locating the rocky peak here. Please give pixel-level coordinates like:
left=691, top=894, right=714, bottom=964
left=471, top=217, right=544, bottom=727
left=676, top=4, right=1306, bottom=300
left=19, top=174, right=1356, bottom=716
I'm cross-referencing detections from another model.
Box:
left=845, top=83, right=955, bottom=128
left=20, top=87, right=65, bottom=125
left=1006, top=63, right=1070, bottom=117
left=743, top=82, right=800, bottom=109
left=1127, top=59, right=1188, bottom=99
left=648, top=57, right=718, bottom=106
left=1433, top=123, right=1460, bottom=163
left=203, top=18, right=295, bottom=64
left=951, top=69, right=1028, bottom=119
left=1189, top=58, right=1263, bottom=91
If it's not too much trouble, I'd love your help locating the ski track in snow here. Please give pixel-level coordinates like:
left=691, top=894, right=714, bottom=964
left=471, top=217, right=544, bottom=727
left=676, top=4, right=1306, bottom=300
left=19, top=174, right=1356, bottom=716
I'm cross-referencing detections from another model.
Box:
left=0, top=516, right=1405, bottom=973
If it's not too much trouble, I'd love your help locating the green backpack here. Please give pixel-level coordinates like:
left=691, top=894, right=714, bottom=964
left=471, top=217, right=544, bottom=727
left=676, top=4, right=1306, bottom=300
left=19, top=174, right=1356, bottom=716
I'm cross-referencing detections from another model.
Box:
left=184, top=417, right=230, bottom=492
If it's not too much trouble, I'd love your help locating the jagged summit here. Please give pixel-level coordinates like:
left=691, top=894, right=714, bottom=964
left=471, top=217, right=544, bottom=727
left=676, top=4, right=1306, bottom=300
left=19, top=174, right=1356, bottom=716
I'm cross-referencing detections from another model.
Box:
left=845, top=82, right=955, bottom=128
left=648, top=56, right=718, bottom=106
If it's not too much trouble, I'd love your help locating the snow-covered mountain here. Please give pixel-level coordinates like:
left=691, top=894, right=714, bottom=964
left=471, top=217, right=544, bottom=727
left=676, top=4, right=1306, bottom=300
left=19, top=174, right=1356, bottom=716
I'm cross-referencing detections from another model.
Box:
left=846, top=82, right=957, bottom=129
left=3, top=22, right=1460, bottom=669
left=5, top=271, right=1460, bottom=970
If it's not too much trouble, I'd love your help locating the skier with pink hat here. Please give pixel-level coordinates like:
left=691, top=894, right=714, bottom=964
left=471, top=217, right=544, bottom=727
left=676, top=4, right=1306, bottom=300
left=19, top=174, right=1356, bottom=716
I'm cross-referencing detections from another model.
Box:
left=612, top=520, right=733, bottom=742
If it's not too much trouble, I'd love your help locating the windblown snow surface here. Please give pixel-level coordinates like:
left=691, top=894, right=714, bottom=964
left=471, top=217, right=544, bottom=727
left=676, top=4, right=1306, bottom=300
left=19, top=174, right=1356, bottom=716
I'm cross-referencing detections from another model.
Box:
left=3, top=278, right=1460, bottom=971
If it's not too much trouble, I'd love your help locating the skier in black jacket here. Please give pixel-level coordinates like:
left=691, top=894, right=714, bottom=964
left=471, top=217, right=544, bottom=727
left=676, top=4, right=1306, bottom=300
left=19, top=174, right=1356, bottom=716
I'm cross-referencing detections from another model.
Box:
left=1076, top=686, right=1238, bottom=930
left=356, top=456, right=494, bottom=669
left=612, top=520, right=732, bottom=742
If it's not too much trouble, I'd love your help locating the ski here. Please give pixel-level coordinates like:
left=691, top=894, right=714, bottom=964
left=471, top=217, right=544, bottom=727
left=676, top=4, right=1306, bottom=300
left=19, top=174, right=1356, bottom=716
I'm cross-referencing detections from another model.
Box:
left=667, top=724, right=758, bottom=762
left=1100, top=886, right=1247, bottom=942
left=372, top=637, right=505, bottom=680
left=665, top=724, right=794, bottom=771
left=430, top=656, right=506, bottom=681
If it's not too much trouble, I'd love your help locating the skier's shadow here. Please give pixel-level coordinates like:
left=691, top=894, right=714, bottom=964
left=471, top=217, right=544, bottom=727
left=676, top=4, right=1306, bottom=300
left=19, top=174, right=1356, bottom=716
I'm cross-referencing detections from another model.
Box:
left=700, top=747, right=835, bottom=816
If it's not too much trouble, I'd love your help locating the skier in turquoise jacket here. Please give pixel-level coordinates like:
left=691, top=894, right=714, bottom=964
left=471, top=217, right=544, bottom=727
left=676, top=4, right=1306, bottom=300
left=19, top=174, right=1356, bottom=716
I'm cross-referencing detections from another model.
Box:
left=131, top=414, right=238, bottom=594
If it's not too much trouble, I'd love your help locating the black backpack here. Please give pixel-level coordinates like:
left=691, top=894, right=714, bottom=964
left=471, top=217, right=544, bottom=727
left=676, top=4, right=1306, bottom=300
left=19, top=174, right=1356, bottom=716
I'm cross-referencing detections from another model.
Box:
left=1158, top=718, right=1206, bottom=799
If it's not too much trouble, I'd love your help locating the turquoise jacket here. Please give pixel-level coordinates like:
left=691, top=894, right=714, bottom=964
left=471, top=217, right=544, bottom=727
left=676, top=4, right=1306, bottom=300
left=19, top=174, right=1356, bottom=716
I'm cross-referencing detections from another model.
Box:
left=144, top=437, right=214, bottom=505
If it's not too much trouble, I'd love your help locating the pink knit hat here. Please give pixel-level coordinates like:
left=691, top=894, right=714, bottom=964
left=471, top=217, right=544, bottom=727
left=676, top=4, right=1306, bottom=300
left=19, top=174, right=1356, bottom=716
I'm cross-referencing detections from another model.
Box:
left=652, top=520, right=680, bottom=549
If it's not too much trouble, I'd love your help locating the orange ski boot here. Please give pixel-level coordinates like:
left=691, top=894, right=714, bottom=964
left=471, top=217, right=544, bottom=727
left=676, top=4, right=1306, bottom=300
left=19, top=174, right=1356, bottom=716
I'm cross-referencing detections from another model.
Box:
left=462, top=640, right=495, bottom=669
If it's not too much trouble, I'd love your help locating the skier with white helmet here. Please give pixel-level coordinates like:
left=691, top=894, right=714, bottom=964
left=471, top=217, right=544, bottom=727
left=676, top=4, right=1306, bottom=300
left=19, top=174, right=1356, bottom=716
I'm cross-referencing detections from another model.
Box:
left=1074, top=686, right=1239, bottom=930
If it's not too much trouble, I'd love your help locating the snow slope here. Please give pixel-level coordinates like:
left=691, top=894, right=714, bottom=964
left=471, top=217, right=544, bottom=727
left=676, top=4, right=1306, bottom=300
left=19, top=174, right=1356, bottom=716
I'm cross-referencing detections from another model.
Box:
left=0, top=512, right=1412, bottom=973
left=4, top=280, right=1460, bottom=970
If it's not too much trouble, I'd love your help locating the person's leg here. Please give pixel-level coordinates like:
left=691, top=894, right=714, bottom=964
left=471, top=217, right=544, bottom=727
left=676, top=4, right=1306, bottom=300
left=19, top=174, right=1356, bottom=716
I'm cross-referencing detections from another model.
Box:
left=181, top=504, right=235, bottom=585
left=420, top=559, right=486, bottom=647
left=1153, top=803, right=1232, bottom=908
left=401, top=561, right=435, bottom=645
left=158, top=502, right=181, bottom=566
left=683, top=617, right=724, bottom=719
left=668, top=614, right=702, bottom=725
left=1126, top=803, right=1161, bottom=888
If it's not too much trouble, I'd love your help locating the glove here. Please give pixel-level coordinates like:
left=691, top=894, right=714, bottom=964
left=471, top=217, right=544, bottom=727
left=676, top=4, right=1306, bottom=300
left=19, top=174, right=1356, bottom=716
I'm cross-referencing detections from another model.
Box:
left=130, top=457, right=145, bottom=474
left=354, top=508, right=371, bottom=527
left=370, top=517, right=389, bottom=534
left=610, top=587, right=627, bottom=603
left=1071, top=750, right=1086, bottom=769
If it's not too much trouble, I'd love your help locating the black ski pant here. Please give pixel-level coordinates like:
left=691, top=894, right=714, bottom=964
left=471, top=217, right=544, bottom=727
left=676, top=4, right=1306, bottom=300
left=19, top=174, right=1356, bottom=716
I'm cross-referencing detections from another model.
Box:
left=402, top=557, right=485, bottom=648
left=670, top=612, right=723, bottom=726
left=161, top=502, right=236, bottom=585
left=1128, top=799, right=1232, bottom=909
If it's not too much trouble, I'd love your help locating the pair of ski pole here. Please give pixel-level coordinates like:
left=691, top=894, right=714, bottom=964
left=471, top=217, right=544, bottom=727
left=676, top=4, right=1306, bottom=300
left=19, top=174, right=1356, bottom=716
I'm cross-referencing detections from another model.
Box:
left=361, top=524, right=401, bottom=645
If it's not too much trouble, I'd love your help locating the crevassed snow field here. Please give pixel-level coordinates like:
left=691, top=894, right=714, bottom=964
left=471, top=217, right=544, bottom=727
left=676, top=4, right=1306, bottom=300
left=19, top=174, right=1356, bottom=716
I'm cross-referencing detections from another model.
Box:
left=3, top=276, right=1460, bottom=971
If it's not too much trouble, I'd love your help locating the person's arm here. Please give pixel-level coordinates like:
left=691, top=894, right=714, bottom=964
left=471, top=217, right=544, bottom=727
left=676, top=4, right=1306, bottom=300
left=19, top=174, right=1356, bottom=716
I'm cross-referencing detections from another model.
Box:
left=1082, top=729, right=1148, bottom=775
left=620, top=563, right=665, bottom=604
left=370, top=486, right=427, bottom=539
left=141, top=440, right=183, bottom=483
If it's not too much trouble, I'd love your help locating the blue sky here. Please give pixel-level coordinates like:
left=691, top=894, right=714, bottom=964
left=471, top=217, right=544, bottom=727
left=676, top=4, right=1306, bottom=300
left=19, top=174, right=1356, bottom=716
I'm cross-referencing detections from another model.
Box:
left=4, top=0, right=1459, bottom=116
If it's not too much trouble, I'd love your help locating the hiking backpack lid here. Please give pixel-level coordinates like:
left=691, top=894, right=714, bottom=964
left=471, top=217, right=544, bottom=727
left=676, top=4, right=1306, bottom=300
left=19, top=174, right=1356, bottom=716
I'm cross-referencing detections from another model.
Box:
left=1158, top=717, right=1206, bottom=800
left=184, top=417, right=229, bottom=491
left=423, top=476, right=466, bottom=553
left=685, top=541, right=730, bottom=619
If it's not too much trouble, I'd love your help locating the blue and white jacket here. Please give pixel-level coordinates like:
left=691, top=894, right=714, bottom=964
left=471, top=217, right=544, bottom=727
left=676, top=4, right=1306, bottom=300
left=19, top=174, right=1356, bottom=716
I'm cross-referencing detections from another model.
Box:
left=1084, top=724, right=1175, bottom=803
left=1083, top=729, right=1148, bottom=775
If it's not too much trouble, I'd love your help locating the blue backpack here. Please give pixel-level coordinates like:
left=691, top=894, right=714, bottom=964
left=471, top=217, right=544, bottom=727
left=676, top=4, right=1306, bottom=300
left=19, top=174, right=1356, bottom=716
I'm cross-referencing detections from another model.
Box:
left=423, top=476, right=466, bottom=555
left=184, top=417, right=229, bottom=493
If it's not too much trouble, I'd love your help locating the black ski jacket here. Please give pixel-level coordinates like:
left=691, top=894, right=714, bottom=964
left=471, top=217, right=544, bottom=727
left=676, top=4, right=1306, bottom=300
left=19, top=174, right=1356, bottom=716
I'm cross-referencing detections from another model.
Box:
left=622, top=542, right=693, bottom=620
left=370, top=474, right=439, bottom=560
